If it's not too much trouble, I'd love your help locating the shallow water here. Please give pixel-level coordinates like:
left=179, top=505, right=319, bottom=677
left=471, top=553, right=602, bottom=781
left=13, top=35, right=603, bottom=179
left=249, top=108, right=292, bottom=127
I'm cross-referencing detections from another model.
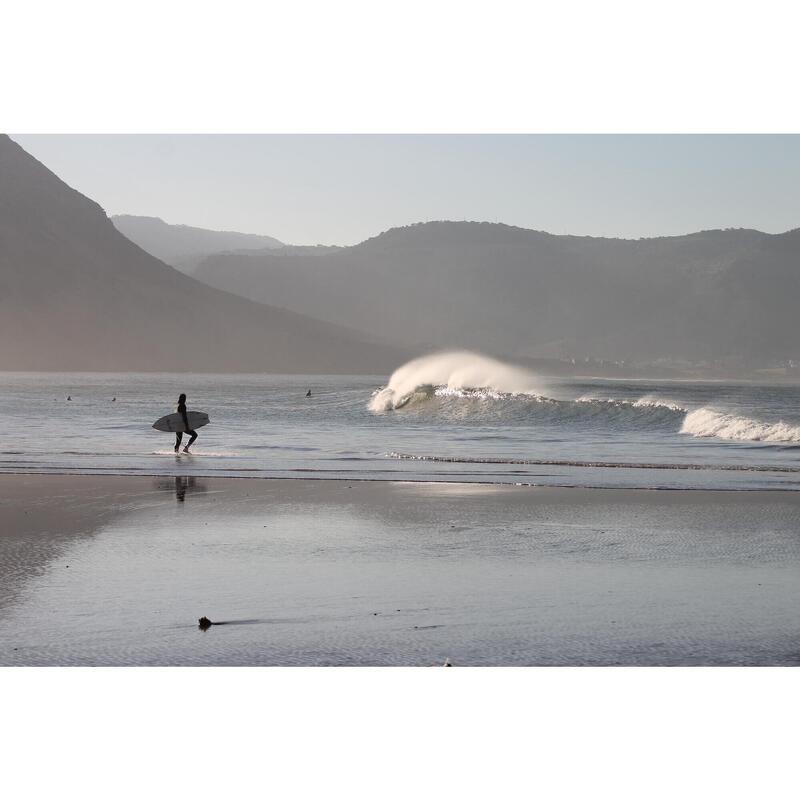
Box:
left=1, top=372, right=799, bottom=489
left=1, top=479, right=798, bottom=666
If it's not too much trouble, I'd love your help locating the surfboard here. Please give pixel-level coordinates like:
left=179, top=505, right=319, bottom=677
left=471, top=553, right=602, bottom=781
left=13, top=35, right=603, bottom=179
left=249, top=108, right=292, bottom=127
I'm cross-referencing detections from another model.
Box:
left=152, top=411, right=210, bottom=433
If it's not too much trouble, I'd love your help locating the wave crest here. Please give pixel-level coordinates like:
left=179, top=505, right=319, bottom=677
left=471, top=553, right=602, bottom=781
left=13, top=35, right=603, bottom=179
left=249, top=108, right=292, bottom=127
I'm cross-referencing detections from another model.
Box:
left=369, top=351, right=543, bottom=412
left=632, top=395, right=685, bottom=412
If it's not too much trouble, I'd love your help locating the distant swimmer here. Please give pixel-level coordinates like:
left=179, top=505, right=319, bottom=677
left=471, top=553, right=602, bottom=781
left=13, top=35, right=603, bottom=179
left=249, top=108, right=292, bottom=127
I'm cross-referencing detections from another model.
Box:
left=306, top=389, right=312, bottom=397
left=174, top=393, right=198, bottom=454
left=67, top=395, right=71, bottom=401
left=112, top=397, right=116, bottom=402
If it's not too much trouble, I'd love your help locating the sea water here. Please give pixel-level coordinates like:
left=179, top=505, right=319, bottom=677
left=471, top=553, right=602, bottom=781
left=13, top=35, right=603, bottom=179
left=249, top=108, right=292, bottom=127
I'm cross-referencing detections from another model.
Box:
left=1, top=358, right=799, bottom=490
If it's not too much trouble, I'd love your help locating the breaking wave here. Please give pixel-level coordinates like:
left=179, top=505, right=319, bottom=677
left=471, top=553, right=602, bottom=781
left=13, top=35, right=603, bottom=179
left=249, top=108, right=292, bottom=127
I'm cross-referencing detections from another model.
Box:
left=369, top=352, right=686, bottom=430
left=369, top=351, right=544, bottom=412
left=681, top=409, right=800, bottom=443
left=370, top=352, right=800, bottom=445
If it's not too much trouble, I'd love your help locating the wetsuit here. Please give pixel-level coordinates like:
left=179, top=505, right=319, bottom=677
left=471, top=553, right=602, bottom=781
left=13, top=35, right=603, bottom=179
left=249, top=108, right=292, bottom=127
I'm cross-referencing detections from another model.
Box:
left=175, top=400, right=198, bottom=452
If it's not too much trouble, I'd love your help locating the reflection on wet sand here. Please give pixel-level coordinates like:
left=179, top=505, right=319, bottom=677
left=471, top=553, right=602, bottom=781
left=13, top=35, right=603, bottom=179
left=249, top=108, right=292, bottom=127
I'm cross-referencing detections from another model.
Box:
left=153, top=476, right=208, bottom=502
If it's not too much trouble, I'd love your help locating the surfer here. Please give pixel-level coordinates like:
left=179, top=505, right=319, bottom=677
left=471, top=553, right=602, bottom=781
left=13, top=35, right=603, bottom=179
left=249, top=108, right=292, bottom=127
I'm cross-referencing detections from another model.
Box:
left=174, top=393, right=198, bottom=453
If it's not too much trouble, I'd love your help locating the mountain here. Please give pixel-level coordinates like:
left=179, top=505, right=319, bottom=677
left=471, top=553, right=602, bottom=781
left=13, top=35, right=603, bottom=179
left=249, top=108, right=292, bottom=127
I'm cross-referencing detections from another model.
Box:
left=193, top=220, right=800, bottom=367
left=0, top=135, right=406, bottom=372
left=111, top=214, right=284, bottom=273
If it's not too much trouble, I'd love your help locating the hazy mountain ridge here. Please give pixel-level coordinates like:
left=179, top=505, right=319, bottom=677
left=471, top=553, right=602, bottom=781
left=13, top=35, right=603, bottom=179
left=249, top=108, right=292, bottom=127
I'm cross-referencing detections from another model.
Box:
left=193, top=220, right=800, bottom=367
left=111, top=214, right=284, bottom=273
left=0, top=135, right=406, bottom=372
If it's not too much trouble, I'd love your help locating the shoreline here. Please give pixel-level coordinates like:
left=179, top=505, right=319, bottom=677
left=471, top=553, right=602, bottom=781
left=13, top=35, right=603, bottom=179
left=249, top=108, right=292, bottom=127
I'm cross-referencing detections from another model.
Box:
left=0, top=468, right=798, bottom=492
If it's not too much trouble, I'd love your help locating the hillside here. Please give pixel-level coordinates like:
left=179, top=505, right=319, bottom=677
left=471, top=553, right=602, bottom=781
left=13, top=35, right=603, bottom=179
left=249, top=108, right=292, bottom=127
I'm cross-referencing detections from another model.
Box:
left=0, top=135, right=407, bottom=372
left=193, top=220, right=800, bottom=367
left=111, top=214, right=284, bottom=273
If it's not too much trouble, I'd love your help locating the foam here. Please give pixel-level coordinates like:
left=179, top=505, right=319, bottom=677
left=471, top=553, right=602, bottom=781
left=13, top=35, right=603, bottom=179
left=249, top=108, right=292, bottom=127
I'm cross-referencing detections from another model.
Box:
left=681, top=408, right=800, bottom=443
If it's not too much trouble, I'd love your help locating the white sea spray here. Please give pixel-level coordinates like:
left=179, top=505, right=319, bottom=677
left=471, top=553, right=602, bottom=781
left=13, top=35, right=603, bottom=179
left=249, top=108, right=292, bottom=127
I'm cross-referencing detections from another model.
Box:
left=369, top=351, right=543, bottom=412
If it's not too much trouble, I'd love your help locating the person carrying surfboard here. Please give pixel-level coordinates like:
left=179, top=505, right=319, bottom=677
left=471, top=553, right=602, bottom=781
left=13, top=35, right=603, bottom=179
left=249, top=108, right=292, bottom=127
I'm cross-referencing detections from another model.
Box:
left=175, top=393, right=198, bottom=453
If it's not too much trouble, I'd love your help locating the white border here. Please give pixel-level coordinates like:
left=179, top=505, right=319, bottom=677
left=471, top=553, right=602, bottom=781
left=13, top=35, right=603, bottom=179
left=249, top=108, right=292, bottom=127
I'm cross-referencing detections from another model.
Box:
left=3, top=667, right=798, bottom=799
left=3, top=0, right=800, bottom=132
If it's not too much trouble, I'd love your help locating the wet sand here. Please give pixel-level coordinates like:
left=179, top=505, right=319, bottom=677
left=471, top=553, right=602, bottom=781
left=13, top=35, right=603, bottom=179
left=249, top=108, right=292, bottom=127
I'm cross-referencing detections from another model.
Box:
left=1, top=474, right=799, bottom=666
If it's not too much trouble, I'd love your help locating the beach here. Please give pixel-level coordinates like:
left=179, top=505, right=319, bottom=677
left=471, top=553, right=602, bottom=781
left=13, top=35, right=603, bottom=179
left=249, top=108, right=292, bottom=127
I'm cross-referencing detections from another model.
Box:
left=2, top=473, right=798, bottom=666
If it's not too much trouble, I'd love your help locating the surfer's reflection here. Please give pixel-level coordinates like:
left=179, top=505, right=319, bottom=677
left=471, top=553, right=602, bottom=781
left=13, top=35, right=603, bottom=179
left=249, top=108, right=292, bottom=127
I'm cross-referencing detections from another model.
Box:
left=175, top=476, right=190, bottom=502
left=154, top=476, right=207, bottom=502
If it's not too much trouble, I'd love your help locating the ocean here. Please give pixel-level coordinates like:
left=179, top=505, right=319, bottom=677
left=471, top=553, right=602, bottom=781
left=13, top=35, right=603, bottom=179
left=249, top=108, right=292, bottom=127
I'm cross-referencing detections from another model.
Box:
left=1, top=353, right=799, bottom=490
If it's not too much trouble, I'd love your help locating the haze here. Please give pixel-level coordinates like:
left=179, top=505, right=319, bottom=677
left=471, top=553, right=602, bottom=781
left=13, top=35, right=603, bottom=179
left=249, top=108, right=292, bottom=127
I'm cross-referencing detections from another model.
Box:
left=3, top=133, right=800, bottom=375
left=13, top=134, right=800, bottom=246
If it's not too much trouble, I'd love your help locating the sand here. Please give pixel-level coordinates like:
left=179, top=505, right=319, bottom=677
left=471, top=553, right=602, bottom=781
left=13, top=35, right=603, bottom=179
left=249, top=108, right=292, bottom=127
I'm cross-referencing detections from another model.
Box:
left=1, top=474, right=799, bottom=666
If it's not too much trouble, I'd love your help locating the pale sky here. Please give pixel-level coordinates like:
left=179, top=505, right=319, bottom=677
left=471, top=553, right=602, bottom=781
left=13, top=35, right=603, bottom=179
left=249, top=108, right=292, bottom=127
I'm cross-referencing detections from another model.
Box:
left=12, top=134, right=800, bottom=246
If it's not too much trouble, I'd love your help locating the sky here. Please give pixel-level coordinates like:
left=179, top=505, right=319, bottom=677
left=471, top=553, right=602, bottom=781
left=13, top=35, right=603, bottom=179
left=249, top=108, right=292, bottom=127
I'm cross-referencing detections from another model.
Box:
left=12, top=134, right=800, bottom=246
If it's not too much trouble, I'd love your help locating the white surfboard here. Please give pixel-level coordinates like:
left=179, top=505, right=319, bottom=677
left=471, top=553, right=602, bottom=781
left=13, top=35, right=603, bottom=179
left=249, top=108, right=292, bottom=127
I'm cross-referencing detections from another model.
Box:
left=152, top=411, right=210, bottom=433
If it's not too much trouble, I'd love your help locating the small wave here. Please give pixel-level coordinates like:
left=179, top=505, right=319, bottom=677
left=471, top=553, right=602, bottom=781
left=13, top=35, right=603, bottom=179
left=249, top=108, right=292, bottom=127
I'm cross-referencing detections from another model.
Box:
left=632, top=395, right=686, bottom=412
left=681, top=408, right=800, bottom=443
left=574, top=393, right=640, bottom=405
left=387, top=452, right=800, bottom=473
left=576, top=394, right=685, bottom=412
